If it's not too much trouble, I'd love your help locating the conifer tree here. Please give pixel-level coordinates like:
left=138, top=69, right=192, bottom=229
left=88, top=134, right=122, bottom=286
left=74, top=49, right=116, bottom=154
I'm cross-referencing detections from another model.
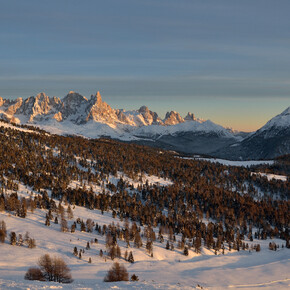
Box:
left=166, top=240, right=170, bottom=250
left=128, top=251, right=134, bottom=263
left=10, top=232, right=17, bottom=245
left=0, top=220, right=7, bottom=243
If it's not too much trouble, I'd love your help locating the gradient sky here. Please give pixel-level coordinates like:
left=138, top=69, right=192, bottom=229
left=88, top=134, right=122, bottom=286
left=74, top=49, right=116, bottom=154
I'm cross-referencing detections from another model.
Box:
left=0, top=0, right=289, bottom=131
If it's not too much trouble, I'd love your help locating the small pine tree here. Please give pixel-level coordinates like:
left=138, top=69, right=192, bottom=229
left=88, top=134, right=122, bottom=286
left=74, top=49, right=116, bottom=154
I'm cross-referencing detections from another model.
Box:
left=10, top=232, right=17, bottom=245
left=184, top=246, right=189, bottom=256
left=71, top=224, right=76, bottom=233
left=109, top=246, right=116, bottom=260
left=88, top=257, right=92, bottom=263
left=80, top=221, right=86, bottom=232
left=128, top=251, right=134, bottom=263
left=0, top=220, right=7, bottom=243
left=116, top=245, right=121, bottom=258
left=61, top=218, right=68, bottom=232
left=166, top=240, right=170, bottom=250
left=45, top=215, right=50, bottom=226
left=73, top=247, right=78, bottom=256
left=67, top=205, right=74, bottom=219
left=28, top=238, right=36, bottom=249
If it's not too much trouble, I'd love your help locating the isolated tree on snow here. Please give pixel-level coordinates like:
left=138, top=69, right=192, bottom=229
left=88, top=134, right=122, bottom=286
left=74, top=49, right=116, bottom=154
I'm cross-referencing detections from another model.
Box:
left=0, top=220, right=7, bottom=243
left=38, top=254, right=73, bottom=283
left=99, top=249, right=103, bottom=257
left=45, top=215, right=50, bottom=226
left=166, top=240, right=170, bottom=250
left=128, top=251, right=134, bottom=263
left=104, top=262, right=129, bottom=282
left=67, top=205, right=73, bottom=219
left=10, top=231, right=17, bottom=245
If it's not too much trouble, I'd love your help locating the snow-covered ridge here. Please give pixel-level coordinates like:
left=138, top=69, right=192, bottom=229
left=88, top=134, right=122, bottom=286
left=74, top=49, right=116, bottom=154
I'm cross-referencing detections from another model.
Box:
left=0, top=91, right=240, bottom=140
left=259, top=106, right=290, bottom=132
left=133, top=119, right=233, bottom=138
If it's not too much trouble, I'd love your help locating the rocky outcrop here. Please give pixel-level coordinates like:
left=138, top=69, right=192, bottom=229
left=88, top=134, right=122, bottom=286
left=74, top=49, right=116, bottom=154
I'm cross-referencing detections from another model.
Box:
left=163, top=111, right=184, bottom=125
left=5, top=98, right=23, bottom=115
left=86, top=91, right=119, bottom=123
left=138, top=106, right=163, bottom=125
left=184, top=112, right=195, bottom=121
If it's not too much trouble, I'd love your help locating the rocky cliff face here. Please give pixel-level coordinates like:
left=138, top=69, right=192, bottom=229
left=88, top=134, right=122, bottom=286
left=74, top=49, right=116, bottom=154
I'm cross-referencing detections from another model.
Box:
left=164, top=111, right=184, bottom=125
left=86, top=92, right=119, bottom=124
left=138, top=106, right=163, bottom=125
left=184, top=112, right=195, bottom=121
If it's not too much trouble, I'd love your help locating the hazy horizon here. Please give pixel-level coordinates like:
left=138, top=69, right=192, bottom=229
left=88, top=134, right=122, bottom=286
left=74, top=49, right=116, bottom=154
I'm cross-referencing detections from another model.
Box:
left=1, top=0, right=289, bottom=132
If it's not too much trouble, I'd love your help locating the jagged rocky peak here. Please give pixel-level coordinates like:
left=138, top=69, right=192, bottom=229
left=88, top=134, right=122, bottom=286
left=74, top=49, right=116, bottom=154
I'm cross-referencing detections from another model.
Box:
left=35, top=92, right=48, bottom=101
left=63, top=91, right=88, bottom=104
left=138, top=106, right=162, bottom=125
left=89, top=91, right=111, bottom=110
left=184, top=112, right=195, bottom=121
left=89, top=91, right=106, bottom=106
left=5, top=97, right=23, bottom=115
left=138, top=105, right=149, bottom=113
left=0, top=96, right=3, bottom=107
left=95, top=91, right=102, bottom=104
left=86, top=91, right=118, bottom=123
left=164, top=111, right=184, bottom=125
left=60, top=91, right=88, bottom=120
left=18, top=93, right=56, bottom=121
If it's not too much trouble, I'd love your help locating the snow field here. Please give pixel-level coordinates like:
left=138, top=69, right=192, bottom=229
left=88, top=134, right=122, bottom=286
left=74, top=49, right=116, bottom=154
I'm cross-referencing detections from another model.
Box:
left=0, top=183, right=289, bottom=289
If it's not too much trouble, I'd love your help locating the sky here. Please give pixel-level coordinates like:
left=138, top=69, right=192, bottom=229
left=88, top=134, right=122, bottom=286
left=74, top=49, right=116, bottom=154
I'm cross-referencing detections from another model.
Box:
left=0, top=0, right=289, bottom=132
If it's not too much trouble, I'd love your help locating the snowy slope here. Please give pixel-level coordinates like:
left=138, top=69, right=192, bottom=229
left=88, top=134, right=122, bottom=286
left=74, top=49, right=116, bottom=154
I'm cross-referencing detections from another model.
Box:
left=0, top=181, right=289, bottom=290
left=133, top=120, right=234, bottom=138
left=259, top=106, right=290, bottom=133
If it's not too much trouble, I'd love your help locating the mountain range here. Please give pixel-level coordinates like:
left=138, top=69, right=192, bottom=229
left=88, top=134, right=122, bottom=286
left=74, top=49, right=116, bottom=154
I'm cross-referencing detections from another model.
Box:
left=0, top=91, right=289, bottom=160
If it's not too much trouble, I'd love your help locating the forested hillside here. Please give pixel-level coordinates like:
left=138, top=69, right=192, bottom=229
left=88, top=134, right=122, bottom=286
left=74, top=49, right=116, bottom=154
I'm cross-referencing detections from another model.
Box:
left=0, top=120, right=289, bottom=289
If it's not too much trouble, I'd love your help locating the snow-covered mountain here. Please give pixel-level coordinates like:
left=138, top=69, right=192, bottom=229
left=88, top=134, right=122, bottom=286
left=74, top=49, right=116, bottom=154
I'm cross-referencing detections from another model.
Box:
left=0, top=91, right=234, bottom=137
left=214, top=106, right=290, bottom=160
left=257, top=106, right=290, bottom=137
left=0, top=91, right=289, bottom=159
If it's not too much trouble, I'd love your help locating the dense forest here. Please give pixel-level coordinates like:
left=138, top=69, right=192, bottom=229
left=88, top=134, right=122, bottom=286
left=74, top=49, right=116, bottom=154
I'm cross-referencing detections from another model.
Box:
left=0, top=120, right=289, bottom=257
